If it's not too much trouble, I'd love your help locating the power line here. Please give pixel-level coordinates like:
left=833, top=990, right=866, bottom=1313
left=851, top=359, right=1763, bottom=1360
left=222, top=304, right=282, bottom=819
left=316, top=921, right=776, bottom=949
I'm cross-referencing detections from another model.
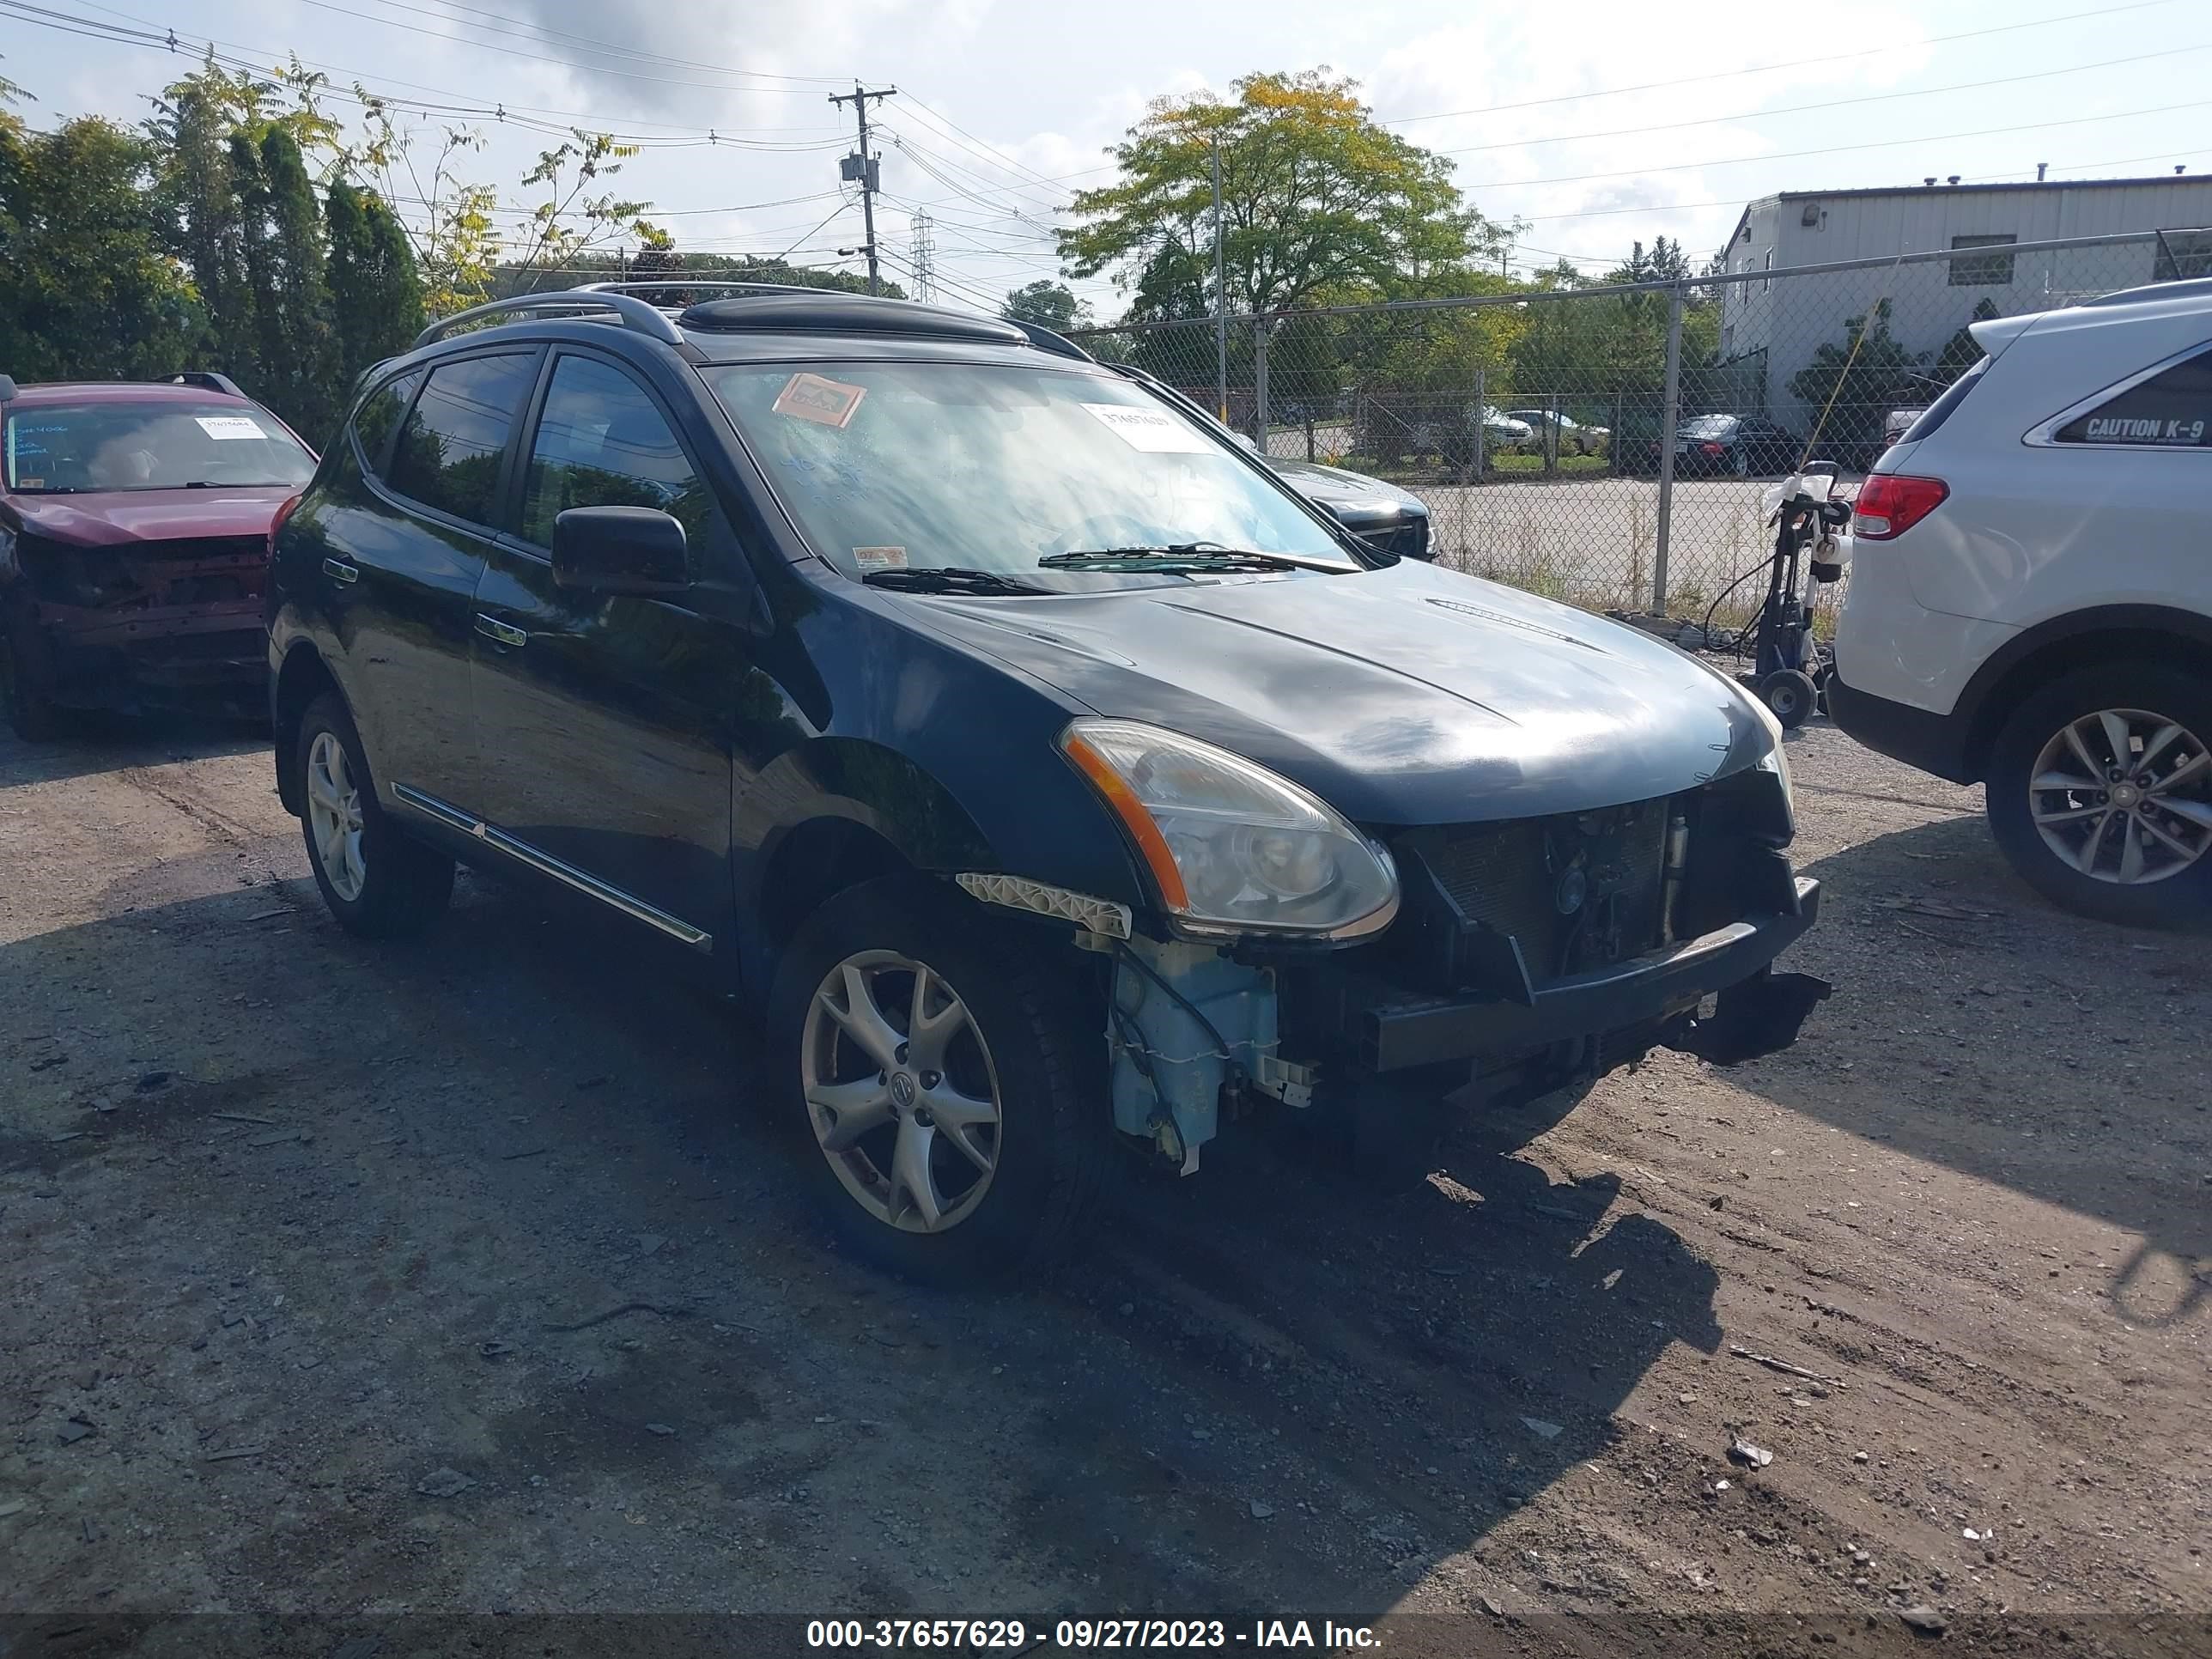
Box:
left=1427, top=42, right=2212, bottom=162
left=284, top=0, right=833, bottom=99
left=1462, top=97, right=2212, bottom=197
left=350, top=0, right=847, bottom=87
left=778, top=197, right=856, bottom=263
left=49, top=0, right=838, bottom=141
left=1386, top=0, right=2176, bottom=129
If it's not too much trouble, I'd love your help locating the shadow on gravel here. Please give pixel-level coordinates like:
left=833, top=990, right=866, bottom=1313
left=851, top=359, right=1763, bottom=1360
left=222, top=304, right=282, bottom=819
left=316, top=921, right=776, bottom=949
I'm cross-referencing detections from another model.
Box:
left=1746, top=812, right=2210, bottom=1316
left=3, top=872, right=1721, bottom=1626
left=0, top=710, right=270, bottom=788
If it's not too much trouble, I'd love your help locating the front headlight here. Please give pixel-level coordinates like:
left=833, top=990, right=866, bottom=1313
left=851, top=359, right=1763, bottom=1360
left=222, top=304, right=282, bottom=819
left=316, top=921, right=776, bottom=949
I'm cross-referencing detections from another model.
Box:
left=1060, top=718, right=1400, bottom=939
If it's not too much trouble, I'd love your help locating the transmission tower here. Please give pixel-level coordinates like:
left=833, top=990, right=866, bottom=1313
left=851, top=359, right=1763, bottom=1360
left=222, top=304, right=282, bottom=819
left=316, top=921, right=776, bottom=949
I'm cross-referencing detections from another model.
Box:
left=909, top=211, right=937, bottom=303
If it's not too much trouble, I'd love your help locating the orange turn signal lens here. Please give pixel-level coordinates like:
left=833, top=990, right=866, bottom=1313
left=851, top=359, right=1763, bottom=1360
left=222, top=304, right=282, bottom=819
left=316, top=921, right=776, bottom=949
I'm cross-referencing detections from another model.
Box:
left=1060, top=732, right=1190, bottom=913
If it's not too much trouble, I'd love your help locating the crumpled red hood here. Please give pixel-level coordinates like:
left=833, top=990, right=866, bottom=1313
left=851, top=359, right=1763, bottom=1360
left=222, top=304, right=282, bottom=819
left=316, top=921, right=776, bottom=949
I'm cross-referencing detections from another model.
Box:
left=10, top=486, right=295, bottom=546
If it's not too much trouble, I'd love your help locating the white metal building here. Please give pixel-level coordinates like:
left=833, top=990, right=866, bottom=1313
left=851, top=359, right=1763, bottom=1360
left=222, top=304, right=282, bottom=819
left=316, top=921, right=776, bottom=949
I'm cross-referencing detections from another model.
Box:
left=1717, top=175, right=2212, bottom=430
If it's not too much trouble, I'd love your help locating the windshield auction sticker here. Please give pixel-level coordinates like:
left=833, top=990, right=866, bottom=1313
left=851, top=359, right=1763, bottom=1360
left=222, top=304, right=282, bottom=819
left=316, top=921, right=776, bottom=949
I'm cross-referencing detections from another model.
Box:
left=1080, top=402, right=1217, bottom=454
left=195, top=416, right=267, bottom=441
left=853, top=545, right=908, bottom=571
left=774, top=373, right=868, bottom=429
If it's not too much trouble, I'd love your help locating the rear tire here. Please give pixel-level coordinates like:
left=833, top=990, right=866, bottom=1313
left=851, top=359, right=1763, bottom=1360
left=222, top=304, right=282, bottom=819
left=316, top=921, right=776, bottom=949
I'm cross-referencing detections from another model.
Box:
left=768, top=876, right=1109, bottom=1285
left=296, top=693, right=454, bottom=939
left=1985, top=663, right=2212, bottom=928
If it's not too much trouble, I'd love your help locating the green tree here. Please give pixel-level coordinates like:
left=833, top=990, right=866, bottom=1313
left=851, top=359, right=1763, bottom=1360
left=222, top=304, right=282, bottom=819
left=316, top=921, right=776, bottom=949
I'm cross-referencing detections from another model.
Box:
left=234, top=127, right=338, bottom=436
left=147, top=68, right=254, bottom=380
left=1001, top=279, right=1085, bottom=330
left=350, top=96, right=499, bottom=316
left=1061, top=70, right=1492, bottom=317
left=506, top=131, right=661, bottom=293
left=1934, top=296, right=2000, bottom=387
left=491, top=248, right=900, bottom=301
left=1788, top=299, right=1928, bottom=459
left=325, top=178, right=423, bottom=392
left=0, top=117, right=198, bottom=381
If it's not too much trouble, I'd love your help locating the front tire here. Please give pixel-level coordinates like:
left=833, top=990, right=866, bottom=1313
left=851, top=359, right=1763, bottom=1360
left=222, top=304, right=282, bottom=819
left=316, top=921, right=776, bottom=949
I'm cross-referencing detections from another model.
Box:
left=1985, top=664, right=2212, bottom=928
left=769, top=876, right=1108, bottom=1285
left=296, top=693, right=454, bottom=938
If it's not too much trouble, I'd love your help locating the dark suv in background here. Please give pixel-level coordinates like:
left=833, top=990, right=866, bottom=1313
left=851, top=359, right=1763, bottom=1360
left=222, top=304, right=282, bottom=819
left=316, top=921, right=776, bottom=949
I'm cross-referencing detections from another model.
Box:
left=267, top=283, right=1826, bottom=1282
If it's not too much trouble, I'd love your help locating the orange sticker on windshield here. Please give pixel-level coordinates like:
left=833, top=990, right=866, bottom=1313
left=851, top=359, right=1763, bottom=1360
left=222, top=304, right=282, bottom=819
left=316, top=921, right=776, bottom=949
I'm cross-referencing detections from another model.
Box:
left=773, top=372, right=866, bottom=428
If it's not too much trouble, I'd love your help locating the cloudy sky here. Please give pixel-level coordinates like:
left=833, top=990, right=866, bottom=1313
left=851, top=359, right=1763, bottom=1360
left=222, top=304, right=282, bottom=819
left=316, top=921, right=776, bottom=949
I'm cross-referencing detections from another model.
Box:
left=6, top=0, right=2209, bottom=316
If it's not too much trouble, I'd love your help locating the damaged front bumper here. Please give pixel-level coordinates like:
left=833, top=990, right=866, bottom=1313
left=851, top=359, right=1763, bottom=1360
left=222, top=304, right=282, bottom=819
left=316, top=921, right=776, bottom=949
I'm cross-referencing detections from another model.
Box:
left=14, top=535, right=269, bottom=711
left=1301, top=877, right=1826, bottom=1074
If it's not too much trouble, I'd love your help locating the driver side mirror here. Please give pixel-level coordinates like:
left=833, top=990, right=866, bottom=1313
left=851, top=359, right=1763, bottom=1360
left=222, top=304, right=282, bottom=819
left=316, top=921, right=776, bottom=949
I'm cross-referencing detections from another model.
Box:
left=550, top=506, right=689, bottom=597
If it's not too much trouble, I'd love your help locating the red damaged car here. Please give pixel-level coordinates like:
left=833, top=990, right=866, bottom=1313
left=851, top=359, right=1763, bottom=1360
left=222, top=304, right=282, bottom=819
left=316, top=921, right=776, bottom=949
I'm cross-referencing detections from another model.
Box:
left=0, top=373, right=317, bottom=739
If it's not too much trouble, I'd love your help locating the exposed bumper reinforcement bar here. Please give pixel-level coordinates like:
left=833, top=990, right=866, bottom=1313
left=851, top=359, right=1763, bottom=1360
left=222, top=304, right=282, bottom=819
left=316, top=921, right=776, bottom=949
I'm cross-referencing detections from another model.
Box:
left=1352, top=878, right=1823, bottom=1073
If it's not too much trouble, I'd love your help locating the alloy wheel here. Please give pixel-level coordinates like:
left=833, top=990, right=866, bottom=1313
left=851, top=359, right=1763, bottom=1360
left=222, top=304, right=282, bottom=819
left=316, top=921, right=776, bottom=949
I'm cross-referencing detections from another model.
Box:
left=305, top=730, right=368, bottom=902
left=801, top=949, right=1003, bottom=1234
left=2028, top=707, right=2212, bottom=885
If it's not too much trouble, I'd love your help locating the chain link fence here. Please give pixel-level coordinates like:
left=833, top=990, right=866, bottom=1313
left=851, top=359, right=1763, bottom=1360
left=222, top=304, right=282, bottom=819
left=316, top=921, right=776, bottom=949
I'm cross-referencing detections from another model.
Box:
left=1065, top=227, right=2210, bottom=618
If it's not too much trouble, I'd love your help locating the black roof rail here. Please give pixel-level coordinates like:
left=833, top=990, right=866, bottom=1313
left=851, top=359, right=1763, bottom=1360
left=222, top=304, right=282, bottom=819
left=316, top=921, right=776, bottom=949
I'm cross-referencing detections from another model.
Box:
left=414, top=289, right=685, bottom=349
left=677, top=293, right=1027, bottom=345
left=577, top=279, right=835, bottom=301
left=1010, top=321, right=1092, bottom=362
left=167, top=371, right=246, bottom=397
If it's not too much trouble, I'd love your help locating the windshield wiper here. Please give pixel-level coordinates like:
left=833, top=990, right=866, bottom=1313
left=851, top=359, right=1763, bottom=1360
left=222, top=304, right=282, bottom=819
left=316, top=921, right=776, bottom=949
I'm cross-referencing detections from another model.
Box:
left=1039, top=544, right=1302, bottom=572
left=861, top=566, right=1049, bottom=596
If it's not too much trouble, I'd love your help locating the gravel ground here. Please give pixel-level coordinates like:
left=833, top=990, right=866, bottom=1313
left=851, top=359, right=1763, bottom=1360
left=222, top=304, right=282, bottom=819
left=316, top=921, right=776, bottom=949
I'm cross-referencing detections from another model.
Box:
left=2, top=711, right=2208, bottom=1656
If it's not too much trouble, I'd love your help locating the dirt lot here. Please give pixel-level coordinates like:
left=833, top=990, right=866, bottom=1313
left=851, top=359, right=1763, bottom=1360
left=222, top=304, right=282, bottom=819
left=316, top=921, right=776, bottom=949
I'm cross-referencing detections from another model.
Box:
left=3, top=713, right=2208, bottom=1656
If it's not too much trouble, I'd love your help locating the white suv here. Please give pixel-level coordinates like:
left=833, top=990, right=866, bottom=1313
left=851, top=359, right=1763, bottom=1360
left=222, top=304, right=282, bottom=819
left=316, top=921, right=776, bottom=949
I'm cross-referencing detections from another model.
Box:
left=1829, top=277, right=2212, bottom=927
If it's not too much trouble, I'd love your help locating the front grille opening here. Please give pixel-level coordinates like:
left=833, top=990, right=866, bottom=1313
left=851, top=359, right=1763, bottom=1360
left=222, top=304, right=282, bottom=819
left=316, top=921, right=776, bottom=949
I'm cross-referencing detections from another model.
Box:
left=1409, top=797, right=1672, bottom=988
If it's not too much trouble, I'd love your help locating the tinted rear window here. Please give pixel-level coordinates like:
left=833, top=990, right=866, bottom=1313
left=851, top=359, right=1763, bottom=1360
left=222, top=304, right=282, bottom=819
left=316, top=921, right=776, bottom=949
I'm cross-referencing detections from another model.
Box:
left=1902, top=357, right=1989, bottom=445
left=386, top=353, right=538, bottom=525
left=2053, top=346, right=2212, bottom=447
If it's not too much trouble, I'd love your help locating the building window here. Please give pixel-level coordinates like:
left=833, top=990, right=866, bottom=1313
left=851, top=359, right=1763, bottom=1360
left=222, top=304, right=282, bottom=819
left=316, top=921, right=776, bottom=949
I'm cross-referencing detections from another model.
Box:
left=2154, top=229, right=2212, bottom=281
left=1949, top=234, right=2016, bottom=287
left=1761, top=248, right=1772, bottom=293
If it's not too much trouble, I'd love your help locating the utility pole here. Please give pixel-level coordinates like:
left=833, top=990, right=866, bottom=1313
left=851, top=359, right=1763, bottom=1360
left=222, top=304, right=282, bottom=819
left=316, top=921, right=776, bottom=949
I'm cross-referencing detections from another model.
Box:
left=830, top=82, right=896, bottom=295
left=908, top=211, right=936, bottom=304
left=1211, top=137, right=1229, bottom=423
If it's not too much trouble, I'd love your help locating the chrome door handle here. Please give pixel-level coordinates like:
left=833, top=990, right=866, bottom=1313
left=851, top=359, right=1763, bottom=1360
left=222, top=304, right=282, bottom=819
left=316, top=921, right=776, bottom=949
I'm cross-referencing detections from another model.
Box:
left=323, top=558, right=359, bottom=585
left=475, top=613, right=527, bottom=648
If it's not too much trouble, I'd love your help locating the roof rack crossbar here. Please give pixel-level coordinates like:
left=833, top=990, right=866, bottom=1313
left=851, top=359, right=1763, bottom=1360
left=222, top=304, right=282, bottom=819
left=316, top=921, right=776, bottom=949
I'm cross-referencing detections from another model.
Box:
left=413, top=289, right=685, bottom=350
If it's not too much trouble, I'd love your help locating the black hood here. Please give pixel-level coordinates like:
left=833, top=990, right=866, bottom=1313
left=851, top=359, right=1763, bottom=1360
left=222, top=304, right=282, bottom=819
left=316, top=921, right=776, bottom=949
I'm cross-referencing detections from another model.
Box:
left=903, top=559, right=1778, bottom=827
left=1268, top=457, right=1423, bottom=512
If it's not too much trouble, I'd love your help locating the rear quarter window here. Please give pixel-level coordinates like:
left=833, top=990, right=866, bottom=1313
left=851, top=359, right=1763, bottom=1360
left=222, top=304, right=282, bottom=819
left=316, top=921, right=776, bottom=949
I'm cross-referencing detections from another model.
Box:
left=350, top=369, right=423, bottom=479
left=1901, top=356, right=1989, bottom=445
left=2051, top=344, right=2212, bottom=448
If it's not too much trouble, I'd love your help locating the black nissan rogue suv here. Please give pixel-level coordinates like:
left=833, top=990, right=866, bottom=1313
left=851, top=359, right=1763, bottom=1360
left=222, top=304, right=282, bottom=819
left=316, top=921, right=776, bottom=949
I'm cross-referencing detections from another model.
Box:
left=268, top=283, right=1826, bottom=1283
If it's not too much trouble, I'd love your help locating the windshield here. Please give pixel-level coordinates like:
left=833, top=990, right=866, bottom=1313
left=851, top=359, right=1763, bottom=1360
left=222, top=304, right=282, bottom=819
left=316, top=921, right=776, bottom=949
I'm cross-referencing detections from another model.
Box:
left=3, top=401, right=317, bottom=494
left=1680, top=416, right=1738, bottom=438
left=702, top=361, right=1356, bottom=583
